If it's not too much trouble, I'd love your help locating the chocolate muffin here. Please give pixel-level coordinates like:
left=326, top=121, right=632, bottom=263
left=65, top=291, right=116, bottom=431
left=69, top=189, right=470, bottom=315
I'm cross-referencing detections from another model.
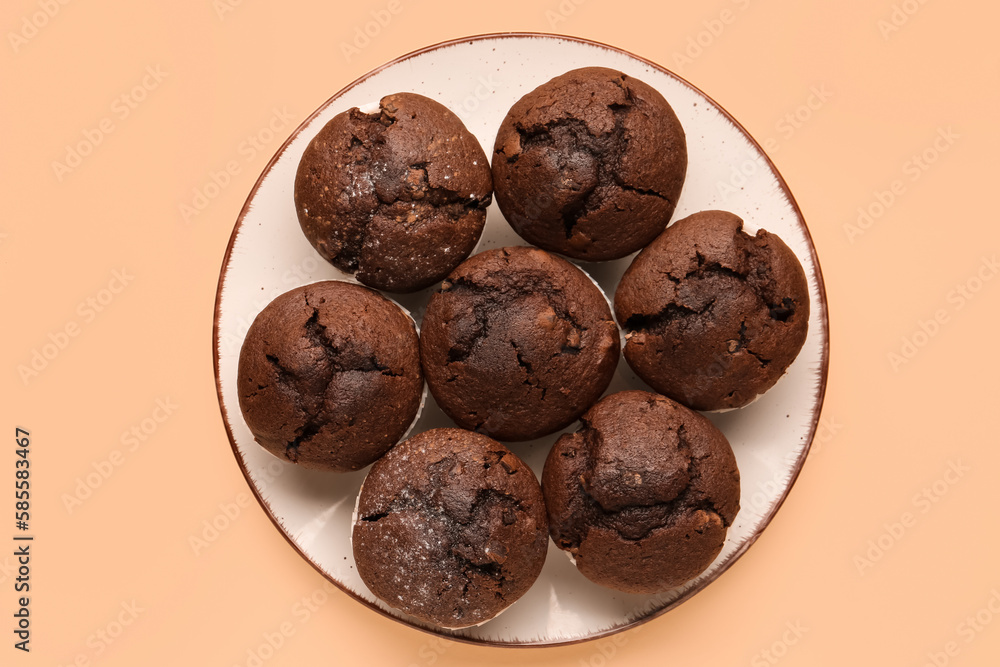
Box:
left=542, top=390, right=740, bottom=594
left=420, top=246, right=619, bottom=441
left=236, top=281, right=422, bottom=471
left=295, top=93, right=493, bottom=293
left=492, top=67, right=687, bottom=261
left=615, top=210, right=810, bottom=411
left=352, top=428, right=548, bottom=628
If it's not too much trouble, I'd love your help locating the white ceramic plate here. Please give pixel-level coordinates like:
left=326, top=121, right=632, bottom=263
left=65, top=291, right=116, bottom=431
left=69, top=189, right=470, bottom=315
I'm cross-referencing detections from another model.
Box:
left=213, top=33, right=829, bottom=647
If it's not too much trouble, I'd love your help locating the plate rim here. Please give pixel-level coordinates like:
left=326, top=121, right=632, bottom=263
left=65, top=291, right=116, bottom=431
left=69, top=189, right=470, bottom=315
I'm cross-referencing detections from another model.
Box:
left=211, top=30, right=831, bottom=648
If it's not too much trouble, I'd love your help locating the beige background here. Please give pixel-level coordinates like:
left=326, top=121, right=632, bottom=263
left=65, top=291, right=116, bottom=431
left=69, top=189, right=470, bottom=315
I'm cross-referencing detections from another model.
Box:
left=3, top=0, right=998, bottom=665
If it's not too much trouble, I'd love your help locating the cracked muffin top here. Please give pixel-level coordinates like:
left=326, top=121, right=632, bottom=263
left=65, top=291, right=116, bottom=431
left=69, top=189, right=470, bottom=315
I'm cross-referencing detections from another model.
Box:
left=542, top=390, right=740, bottom=594
left=352, top=428, right=547, bottom=628
left=614, top=210, right=810, bottom=411
left=419, top=246, right=619, bottom=442
left=492, top=67, right=687, bottom=261
left=295, top=93, right=493, bottom=293
left=236, top=280, right=422, bottom=471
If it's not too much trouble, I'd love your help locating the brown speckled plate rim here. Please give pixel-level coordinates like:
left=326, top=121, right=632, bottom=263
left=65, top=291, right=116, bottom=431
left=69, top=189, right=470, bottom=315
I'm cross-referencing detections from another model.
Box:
left=212, top=31, right=831, bottom=649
